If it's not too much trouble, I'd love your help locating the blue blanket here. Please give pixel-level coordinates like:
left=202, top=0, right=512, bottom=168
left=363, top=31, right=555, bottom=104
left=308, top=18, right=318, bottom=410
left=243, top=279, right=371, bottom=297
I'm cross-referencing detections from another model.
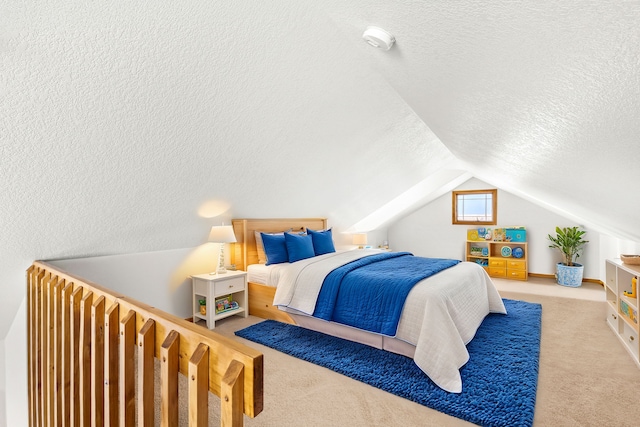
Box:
left=313, top=252, right=460, bottom=336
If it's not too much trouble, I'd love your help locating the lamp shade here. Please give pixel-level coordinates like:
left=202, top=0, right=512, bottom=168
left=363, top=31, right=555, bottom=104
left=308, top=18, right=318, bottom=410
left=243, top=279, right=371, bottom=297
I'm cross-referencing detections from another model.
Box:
left=352, top=233, right=368, bottom=246
left=208, top=225, right=237, bottom=243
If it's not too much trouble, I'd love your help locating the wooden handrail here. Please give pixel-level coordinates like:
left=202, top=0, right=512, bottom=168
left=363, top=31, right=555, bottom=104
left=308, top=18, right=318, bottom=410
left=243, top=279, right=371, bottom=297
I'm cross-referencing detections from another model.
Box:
left=26, top=261, right=263, bottom=426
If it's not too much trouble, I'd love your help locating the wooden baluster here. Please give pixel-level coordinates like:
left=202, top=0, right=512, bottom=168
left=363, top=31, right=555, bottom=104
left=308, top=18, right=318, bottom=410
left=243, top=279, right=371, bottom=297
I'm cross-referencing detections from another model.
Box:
left=119, top=310, right=136, bottom=427
left=91, top=296, right=105, bottom=427
left=26, top=266, right=34, bottom=427
left=28, top=267, right=42, bottom=426
left=39, top=272, right=49, bottom=427
left=138, top=319, right=155, bottom=427
left=42, top=275, right=58, bottom=426
left=189, top=343, right=209, bottom=427
left=69, top=287, right=83, bottom=427
left=53, top=278, right=64, bottom=427
left=104, top=303, right=120, bottom=427
left=45, top=274, right=59, bottom=427
left=222, top=360, right=245, bottom=427
left=161, top=330, right=180, bottom=427
left=79, top=291, right=93, bottom=427
left=37, top=269, right=47, bottom=427
left=61, top=282, right=74, bottom=427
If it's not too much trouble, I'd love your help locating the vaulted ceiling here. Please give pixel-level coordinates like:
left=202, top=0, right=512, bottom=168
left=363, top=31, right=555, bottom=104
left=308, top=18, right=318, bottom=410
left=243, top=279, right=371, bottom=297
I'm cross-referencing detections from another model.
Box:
left=2, top=0, right=639, bottom=338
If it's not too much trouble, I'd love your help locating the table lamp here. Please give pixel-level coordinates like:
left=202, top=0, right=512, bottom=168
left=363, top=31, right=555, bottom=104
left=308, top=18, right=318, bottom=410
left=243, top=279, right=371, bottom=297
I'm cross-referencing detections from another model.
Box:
left=352, top=233, right=368, bottom=249
left=208, top=225, right=237, bottom=274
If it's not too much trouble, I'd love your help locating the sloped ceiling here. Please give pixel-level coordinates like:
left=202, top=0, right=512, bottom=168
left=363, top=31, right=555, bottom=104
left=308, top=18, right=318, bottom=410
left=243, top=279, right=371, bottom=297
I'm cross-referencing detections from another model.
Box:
left=327, top=0, right=640, bottom=239
left=1, top=0, right=639, bottom=338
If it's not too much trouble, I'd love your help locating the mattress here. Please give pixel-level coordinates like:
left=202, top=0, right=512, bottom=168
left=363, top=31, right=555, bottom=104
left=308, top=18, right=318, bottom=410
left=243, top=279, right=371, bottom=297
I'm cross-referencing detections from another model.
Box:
left=247, top=262, right=293, bottom=287
left=246, top=263, right=274, bottom=286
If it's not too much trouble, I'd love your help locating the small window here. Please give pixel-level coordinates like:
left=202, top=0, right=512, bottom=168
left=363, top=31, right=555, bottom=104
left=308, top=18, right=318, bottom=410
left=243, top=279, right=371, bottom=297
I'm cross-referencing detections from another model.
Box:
left=452, top=189, right=497, bottom=225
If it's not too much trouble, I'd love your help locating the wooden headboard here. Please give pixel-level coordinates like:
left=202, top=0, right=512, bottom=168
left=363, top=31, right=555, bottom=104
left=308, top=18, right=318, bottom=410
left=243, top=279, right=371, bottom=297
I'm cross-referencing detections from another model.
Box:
left=230, top=218, right=328, bottom=271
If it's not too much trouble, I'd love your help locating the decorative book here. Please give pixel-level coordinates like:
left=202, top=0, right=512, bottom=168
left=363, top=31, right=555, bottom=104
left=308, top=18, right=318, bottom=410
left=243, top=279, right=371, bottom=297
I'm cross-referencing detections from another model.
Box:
left=215, top=295, right=239, bottom=314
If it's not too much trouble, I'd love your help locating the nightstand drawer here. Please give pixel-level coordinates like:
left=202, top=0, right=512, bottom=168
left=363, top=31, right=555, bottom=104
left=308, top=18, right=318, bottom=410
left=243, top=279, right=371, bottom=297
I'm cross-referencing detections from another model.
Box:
left=214, top=276, right=245, bottom=296
left=489, top=259, right=506, bottom=268
left=489, top=267, right=506, bottom=277
left=506, top=269, right=527, bottom=280
left=507, top=260, right=526, bottom=270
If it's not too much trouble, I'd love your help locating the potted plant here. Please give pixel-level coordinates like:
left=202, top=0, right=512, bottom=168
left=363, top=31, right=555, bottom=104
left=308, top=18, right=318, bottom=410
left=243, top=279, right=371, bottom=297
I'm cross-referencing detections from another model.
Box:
left=547, top=226, right=588, bottom=287
left=198, top=299, right=207, bottom=315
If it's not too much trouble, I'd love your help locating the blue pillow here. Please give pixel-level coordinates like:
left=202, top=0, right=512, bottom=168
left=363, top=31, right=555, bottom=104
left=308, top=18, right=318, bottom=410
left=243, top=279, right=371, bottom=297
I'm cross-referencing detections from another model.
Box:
left=306, top=228, right=336, bottom=256
left=261, top=232, right=289, bottom=265
left=284, top=232, right=315, bottom=263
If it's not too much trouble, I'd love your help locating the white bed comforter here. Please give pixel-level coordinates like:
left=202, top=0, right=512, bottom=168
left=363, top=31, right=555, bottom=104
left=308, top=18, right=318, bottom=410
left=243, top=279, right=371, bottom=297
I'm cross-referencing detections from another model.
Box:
left=272, top=250, right=507, bottom=393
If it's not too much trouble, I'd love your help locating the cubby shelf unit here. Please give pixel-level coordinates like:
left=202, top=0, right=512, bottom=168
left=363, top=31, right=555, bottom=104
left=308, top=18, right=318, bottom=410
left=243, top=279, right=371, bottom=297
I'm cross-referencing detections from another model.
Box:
left=605, top=259, right=640, bottom=367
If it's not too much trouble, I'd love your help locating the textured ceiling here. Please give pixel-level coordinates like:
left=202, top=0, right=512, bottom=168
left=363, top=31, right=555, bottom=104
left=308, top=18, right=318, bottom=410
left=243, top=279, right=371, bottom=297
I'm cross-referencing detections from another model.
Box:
left=1, top=0, right=639, bottom=338
left=326, top=0, right=640, bottom=239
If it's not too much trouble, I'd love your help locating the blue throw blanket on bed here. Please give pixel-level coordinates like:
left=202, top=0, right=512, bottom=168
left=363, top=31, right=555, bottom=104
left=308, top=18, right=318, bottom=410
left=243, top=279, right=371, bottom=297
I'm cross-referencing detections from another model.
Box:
left=313, top=252, right=460, bottom=336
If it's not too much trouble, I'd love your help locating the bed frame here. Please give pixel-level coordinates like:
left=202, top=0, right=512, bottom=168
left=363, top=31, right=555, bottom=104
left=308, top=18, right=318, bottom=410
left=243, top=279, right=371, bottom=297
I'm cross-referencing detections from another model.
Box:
left=229, top=218, right=416, bottom=358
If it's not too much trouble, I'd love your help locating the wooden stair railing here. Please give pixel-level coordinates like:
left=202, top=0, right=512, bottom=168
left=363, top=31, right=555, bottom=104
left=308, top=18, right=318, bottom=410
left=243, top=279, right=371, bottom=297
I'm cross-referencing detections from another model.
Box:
left=26, top=261, right=263, bottom=427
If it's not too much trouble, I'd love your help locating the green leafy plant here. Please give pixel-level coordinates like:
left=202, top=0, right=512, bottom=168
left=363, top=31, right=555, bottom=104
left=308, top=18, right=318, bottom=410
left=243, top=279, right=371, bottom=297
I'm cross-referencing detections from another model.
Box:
left=198, top=299, right=206, bottom=306
left=547, top=226, right=588, bottom=266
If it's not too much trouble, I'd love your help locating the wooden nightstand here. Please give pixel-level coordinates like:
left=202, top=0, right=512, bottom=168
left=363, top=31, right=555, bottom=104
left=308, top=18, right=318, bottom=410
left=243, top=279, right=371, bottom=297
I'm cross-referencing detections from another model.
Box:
left=191, top=270, right=248, bottom=329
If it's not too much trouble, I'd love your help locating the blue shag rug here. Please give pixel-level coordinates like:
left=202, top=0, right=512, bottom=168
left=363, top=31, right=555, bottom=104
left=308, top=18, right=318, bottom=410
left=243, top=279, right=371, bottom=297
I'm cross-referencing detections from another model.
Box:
left=236, top=299, right=541, bottom=427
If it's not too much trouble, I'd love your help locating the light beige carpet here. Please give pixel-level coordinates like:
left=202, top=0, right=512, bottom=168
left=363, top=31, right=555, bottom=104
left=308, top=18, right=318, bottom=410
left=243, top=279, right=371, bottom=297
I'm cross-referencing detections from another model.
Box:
left=187, top=278, right=640, bottom=426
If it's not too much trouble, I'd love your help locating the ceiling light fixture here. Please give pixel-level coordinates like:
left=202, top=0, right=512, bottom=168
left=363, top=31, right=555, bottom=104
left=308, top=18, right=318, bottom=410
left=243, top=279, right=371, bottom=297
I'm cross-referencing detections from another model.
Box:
left=362, top=26, right=395, bottom=51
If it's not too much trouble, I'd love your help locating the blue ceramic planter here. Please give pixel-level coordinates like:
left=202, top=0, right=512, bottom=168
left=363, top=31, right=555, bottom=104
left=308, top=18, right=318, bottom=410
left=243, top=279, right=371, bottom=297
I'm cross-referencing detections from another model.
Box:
left=556, top=262, right=584, bottom=287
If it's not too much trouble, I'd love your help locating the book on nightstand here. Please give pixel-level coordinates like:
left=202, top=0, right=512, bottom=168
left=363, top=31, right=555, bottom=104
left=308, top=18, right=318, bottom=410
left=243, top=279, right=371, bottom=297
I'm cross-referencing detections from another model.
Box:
left=215, top=295, right=239, bottom=314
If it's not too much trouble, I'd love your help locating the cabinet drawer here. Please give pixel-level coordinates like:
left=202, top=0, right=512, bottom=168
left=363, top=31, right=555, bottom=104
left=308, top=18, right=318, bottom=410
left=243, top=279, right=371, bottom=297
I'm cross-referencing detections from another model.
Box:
left=506, top=269, right=527, bottom=280
left=622, top=321, right=639, bottom=360
left=489, top=267, right=506, bottom=277
left=506, top=260, right=526, bottom=270
left=214, top=276, right=245, bottom=296
left=607, top=304, right=619, bottom=332
left=489, top=259, right=506, bottom=268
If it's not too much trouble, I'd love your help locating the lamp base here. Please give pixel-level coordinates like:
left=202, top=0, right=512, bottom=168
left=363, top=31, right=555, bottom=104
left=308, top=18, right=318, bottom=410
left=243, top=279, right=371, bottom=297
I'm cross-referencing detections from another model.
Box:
left=217, top=243, right=227, bottom=274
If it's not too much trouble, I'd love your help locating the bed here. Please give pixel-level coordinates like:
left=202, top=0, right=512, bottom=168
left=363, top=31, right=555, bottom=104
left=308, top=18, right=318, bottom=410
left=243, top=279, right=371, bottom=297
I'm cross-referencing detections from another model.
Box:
left=230, top=218, right=506, bottom=393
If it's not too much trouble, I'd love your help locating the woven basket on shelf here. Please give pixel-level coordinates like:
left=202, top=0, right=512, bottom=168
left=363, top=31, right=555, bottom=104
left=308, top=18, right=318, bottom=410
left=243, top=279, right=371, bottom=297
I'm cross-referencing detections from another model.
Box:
left=620, top=254, right=640, bottom=265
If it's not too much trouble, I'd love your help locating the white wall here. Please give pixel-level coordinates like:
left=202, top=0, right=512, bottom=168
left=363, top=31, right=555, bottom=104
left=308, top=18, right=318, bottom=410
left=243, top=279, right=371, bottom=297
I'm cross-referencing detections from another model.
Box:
left=597, top=234, right=640, bottom=280
left=389, top=178, right=603, bottom=280
left=50, top=245, right=223, bottom=319
left=0, top=339, right=5, bottom=427
left=4, top=299, right=27, bottom=427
